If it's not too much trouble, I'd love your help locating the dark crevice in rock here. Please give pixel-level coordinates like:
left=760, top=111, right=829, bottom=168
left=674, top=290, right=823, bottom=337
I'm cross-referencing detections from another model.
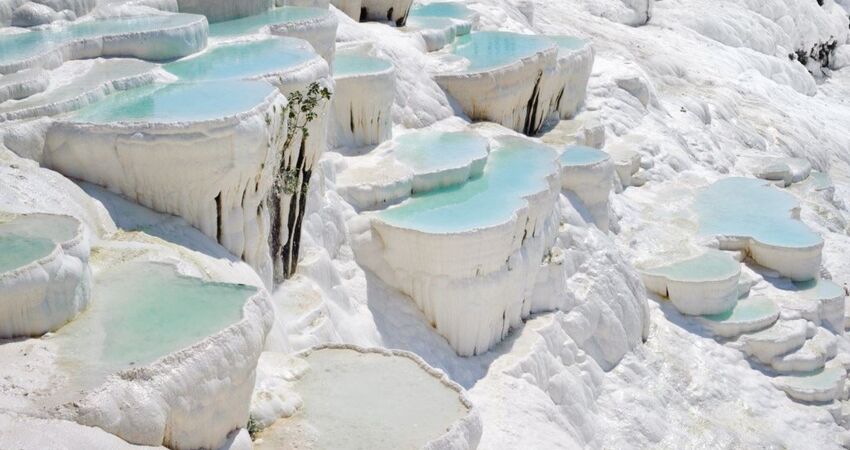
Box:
left=215, top=192, right=223, bottom=244
left=522, top=70, right=543, bottom=136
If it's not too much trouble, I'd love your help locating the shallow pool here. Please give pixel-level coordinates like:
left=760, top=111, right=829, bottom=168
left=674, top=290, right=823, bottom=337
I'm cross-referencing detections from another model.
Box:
left=393, top=130, right=488, bottom=176
left=56, top=262, right=252, bottom=385
left=703, top=296, right=778, bottom=323
left=549, top=35, right=586, bottom=52
left=695, top=177, right=822, bottom=248
left=410, top=2, right=475, bottom=21
left=209, top=6, right=327, bottom=38
left=559, top=145, right=608, bottom=166
left=333, top=54, right=393, bottom=77
left=0, top=14, right=203, bottom=66
left=378, top=136, right=556, bottom=233
left=71, top=80, right=275, bottom=123
left=165, top=37, right=316, bottom=81
left=450, top=31, right=555, bottom=72
left=644, top=250, right=739, bottom=282
left=257, top=348, right=469, bottom=450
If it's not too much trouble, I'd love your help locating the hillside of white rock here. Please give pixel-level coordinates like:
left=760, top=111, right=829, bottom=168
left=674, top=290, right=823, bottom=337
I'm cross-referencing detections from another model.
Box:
left=1, top=0, right=850, bottom=449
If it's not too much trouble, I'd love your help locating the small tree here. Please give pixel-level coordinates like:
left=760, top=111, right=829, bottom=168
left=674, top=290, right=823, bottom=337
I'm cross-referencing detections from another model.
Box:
left=268, top=81, right=332, bottom=283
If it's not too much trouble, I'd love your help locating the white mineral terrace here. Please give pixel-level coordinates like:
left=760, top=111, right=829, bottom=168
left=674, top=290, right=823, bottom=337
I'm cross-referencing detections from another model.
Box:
left=699, top=296, right=780, bottom=338
left=0, top=58, right=158, bottom=122
left=695, top=177, right=824, bottom=281
left=558, top=144, right=613, bottom=231
left=335, top=128, right=489, bottom=209
left=642, top=250, right=741, bottom=316
left=209, top=6, right=338, bottom=64
left=48, top=260, right=272, bottom=449
left=0, top=13, right=208, bottom=74
left=405, top=2, right=478, bottom=52
left=331, top=51, right=395, bottom=147
left=354, top=134, right=561, bottom=355
left=0, top=213, right=89, bottom=338
left=548, top=35, right=594, bottom=119
left=43, top=80, right=286, bottom=285
left=253, top=345, right=480, bottom=450
left=433, top=31, right=593, bottom=136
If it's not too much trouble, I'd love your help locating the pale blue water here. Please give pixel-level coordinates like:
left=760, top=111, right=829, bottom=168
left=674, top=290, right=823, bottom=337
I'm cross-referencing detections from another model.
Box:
left=377, top=136, right=556, bottom=233
left=695, top=177, right=822, bottom=248
left=644, top=250, right=739, bottom=282
left=0, top=235, right=55, bottom=273
left=559, top=145, right=608, bottom=166
left=72, top=80, right=275, bottom=123
left=0, top=214, right=80, bottom=273
left=56, top=262, right=252, bottom=384
left=549, top=35, right=586, bottom=51
left=703, top=296, right=778, bottom=323
left=810, top=171, right=833, bottom=191
left=406, top=16, right=460, bottom=31
left=165, top=38, right=315, bottom=81
left=333, top=54, right=393, bottom=77
left=209, top=6, right=326, bottom=37
left=450, top=31, right=555, bottom=72
left=794, top=278, right=844, bottom=300
left=782, top=366, right=845, bottom=390
left=393, top=130, right=489, bottom=175
left=0, top=214, right=78, bottom=244
left=0, top=14, right=202, bottom=65
left=410, top=2, right=475, bottom=21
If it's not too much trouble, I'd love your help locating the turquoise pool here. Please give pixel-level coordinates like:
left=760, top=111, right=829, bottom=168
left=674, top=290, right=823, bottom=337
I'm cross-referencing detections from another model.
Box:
left=209, top=6, right=327, bottom=38
left=333, top=54, right=393, bottom=77
left=393, top=130, right=488, bottom=176
left=644, top=250, right=740, bottom=282
left=450, top=31, right=555, bottom=72
left=71, top=80, right=275, bottom=123
left=165, top=37, right=316, bottom=81
left=559, top=145, right=608, bottom=166
left=0, top=14, right=203, bottom=66
left=57, top=262, right=253, bottom=382
left=377, top=136, right=556, bottom=233
left=695, top=177, right=822, bottom=249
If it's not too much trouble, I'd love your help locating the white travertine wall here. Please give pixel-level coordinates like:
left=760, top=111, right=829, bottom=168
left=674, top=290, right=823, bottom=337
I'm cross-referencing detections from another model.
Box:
left=0, top=214, right=91, bottom=338
left=71, top=282, right=274, bottom=450
left=559, top=153, right=613, bottom=231
left=43, top=91, right=287, bottom=286
left=435, top=44, right=560, bottom=136
left=330, top=59, right=395, bottom=148
left=0, top=15, right=208, bottom=75
left=270, top=9, right=339, bottom=64
left=551, top=40, right=595, bottom=119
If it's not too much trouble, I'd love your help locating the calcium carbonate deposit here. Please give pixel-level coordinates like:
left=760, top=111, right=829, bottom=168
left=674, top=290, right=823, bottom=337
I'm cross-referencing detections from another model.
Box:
left=1, top=0, right=850, bottom=449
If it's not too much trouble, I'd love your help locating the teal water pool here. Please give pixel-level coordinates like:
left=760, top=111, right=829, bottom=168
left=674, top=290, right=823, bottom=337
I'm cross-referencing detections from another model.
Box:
left=410, top=2, right=475, bottom=21
left=695, top=177, right=822, bottom=249
left=333, top=54, right=393, bottom=77
left=377, top=136, right=556, bottom=233
left=393, top=130, right=488, bottom=176
left=0, top=14, right=203, bottom=66
left=209, top=6, right=327, bottom=38
left=559, top=145, right=608, bottom=166
left=450, top=31, right=555, bottom=72
left=549, top=35, right=586, bottom=52
left=0, top=235, right=55, bottom=273
left=56, top=262, right=253, bottom=383
left=703, top=296, right=778, bottom=323
left=165, top=37, right=316, bottom=81
left=644, top=250, right=739, bottom=282
left=71, top=80, right=275, bottom=123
